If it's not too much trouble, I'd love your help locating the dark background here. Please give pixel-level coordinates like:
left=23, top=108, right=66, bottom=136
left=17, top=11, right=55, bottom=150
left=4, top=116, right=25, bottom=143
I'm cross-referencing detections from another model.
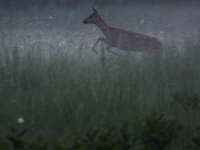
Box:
left=1, top=0, right=200, bottom=10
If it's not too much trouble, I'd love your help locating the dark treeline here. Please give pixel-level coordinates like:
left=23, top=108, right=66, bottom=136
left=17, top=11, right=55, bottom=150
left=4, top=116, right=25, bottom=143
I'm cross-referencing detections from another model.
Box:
left=0, top=0, right=199, bottom=10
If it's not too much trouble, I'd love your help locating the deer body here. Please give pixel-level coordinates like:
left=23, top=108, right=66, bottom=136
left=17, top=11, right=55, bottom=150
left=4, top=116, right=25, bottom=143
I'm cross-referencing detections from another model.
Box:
left=83, top=7, right=163, bottom=55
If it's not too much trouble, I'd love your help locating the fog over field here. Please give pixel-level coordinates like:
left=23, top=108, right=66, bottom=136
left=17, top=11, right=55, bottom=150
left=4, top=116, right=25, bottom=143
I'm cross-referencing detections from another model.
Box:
left=1, top=1, right=200, bottom=149
left=1, top=2, right=200, bottom=55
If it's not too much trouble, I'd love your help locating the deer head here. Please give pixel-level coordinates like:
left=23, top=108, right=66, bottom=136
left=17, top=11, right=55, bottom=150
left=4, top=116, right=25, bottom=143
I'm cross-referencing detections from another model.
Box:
left=83, top=7, right=100, bottom=24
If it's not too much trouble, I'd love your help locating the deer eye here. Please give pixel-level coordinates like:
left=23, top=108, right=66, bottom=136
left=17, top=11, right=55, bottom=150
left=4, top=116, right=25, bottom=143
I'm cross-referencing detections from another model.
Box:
left=89, top=16, right=93, bottom=18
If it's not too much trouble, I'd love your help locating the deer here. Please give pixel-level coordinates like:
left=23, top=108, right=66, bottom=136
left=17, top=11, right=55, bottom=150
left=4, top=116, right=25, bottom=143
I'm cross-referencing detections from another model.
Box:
left=83, top=7, right=164, bottom=56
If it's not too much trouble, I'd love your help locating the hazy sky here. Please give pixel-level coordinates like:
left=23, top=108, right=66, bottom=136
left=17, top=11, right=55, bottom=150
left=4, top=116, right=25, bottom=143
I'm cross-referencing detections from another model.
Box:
left=1, top=0, right=200, bottom=10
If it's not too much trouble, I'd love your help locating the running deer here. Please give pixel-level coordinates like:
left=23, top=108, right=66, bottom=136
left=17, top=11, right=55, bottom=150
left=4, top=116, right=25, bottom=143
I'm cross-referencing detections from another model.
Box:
left=83, top=7, right=164, bottom=56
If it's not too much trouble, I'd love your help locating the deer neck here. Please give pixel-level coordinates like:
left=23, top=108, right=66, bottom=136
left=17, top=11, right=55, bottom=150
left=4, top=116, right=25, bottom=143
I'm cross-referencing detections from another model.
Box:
left=95, top=16, right=110, bottom=38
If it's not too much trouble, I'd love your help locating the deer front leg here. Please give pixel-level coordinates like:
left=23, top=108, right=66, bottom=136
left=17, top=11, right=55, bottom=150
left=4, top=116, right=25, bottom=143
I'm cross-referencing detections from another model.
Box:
left=92, top=37, right=107, bottom=54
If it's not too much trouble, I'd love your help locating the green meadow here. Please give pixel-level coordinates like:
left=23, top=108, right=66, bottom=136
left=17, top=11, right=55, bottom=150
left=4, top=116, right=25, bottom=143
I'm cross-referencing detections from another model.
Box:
left=0, top=3, right=200, bottom=149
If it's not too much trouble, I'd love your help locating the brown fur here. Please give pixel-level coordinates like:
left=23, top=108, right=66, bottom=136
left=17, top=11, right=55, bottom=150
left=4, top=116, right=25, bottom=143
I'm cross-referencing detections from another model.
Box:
left=83, top=7, right=163, bottom=56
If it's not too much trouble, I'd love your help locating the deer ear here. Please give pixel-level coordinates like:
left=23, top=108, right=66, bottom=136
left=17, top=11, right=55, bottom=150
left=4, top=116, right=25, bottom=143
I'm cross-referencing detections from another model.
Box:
left=91, top=7, right=98, bottom=14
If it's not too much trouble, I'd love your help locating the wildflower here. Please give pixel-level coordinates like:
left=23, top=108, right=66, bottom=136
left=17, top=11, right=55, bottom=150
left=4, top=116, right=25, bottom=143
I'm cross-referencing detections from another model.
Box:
left=17, top=118, right=24, bottom=124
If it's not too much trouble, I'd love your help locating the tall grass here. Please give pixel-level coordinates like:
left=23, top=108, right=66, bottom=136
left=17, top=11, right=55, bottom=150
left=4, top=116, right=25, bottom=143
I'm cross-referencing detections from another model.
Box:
left=0, top=34, right=200, bottom=141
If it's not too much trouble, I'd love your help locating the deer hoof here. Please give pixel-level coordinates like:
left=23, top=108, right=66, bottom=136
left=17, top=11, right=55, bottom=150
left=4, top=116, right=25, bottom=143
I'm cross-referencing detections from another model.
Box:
left=92, top=48, right=97, bottom=54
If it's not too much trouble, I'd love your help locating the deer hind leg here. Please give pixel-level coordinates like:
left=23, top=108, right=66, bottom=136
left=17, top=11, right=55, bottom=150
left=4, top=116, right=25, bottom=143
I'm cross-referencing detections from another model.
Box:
left=106, top=46, right=120, bottom=56
left=92, top=37, right=107, bottom=54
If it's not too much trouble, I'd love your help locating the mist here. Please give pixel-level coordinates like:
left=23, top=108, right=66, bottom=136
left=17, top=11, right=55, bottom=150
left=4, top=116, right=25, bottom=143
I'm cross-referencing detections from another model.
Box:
left=0, top=0, right=200, bottom=149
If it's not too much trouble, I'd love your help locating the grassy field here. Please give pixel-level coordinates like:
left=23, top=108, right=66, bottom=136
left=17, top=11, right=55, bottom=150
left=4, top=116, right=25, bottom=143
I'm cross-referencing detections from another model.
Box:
left=0, top=3, right=200, bottom=149
left=1, top=33, right=200, bottom=138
